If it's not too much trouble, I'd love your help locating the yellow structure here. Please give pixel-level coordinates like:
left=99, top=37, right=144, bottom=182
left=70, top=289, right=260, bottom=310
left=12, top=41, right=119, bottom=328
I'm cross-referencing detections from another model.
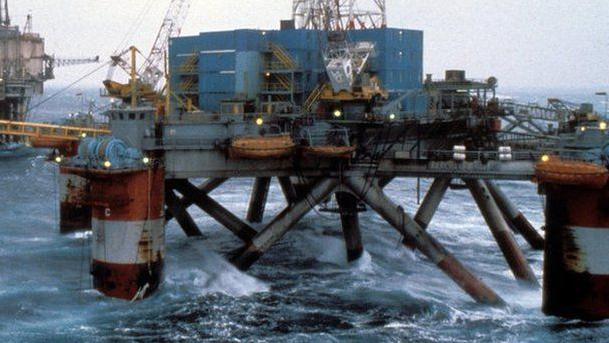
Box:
left=0, top=120, right=110, bottom=142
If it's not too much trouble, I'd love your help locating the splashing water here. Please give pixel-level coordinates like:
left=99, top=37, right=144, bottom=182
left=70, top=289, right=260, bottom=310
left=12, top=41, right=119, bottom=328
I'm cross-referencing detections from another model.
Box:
left=1, top=156, right=609, bottom=342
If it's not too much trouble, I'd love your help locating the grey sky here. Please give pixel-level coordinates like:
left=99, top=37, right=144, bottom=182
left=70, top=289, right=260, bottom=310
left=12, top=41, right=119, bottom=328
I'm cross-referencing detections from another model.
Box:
left=9, top=0, right=609, bottom=90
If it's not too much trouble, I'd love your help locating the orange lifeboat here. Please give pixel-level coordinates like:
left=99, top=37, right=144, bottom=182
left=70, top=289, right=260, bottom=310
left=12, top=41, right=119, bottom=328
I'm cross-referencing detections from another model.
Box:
left=302, top=145, right=356, bottom=159
left=30, top=137, right=73, bottom=150
left=535, top=156, right=609, bottom=189
left=229, top=135, right=296, bottom=160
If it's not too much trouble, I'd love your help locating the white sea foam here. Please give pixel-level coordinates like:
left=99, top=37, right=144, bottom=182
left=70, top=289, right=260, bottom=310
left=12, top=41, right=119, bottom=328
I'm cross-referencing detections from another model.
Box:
left=169, top=242, right=269, bottom=297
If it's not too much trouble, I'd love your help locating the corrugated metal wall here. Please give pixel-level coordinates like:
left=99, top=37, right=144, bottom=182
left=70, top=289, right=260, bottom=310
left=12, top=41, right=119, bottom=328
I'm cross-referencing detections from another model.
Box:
left=169, top=27, right=424, bottom=113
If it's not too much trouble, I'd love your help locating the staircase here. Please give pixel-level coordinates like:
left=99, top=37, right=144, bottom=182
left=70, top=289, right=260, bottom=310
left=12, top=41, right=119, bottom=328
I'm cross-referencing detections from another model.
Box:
left=269, top=43, right=297, bottom=70
left=303, top=84, right=324, bottom=112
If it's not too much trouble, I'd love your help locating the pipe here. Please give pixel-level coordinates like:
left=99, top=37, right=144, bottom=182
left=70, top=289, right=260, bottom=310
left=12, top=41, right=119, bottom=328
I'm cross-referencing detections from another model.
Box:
left=345, top=176, right=504, bottom=305
left=465, top=179, right=539, bottom=287
left=336, top=192, right=364, bottom=262
left=485, top=181, right=545, bottom=250
left=233, top=178, right=339, bottom=271
left=247, top=177, right=271, bottom=223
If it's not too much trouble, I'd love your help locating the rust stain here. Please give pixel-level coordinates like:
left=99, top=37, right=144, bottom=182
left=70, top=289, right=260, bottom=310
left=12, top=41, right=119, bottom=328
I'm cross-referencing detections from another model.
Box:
left=562, top=229, right=586, bottom=273
left=89, top=168, right=165, bottom=221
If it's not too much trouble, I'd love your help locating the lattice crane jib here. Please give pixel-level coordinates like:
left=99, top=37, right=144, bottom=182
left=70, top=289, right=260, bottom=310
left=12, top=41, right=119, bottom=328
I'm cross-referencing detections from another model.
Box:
left=140, top=0, right=192, bottom=91
left=293, top=0, right=386, bottom=31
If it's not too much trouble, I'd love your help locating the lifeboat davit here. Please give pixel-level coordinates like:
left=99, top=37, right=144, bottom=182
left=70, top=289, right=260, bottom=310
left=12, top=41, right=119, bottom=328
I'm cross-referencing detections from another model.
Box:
left=229, top=135, right=296, bottom=160
left=535, top=157, right=609, bottom=189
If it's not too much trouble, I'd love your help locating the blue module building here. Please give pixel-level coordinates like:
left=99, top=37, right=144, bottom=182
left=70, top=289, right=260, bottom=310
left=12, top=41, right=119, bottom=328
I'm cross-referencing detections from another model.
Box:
left=169, top=25, right=424, bottom=114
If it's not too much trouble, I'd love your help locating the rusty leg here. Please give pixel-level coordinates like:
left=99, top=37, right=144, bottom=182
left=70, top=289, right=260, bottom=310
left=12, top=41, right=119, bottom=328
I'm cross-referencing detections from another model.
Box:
left=485, top=181, right=545, bottom=250
left=247, top=177, right=271, bottom=223
left=233, top=178, right=339, bottom=271
left=336, top=192, right=364, bottom=262
left=345, top=176, right=504, bottom=305
left=58, top=166, right=91, bottom=234
left=165, top=184, right=202, bottom=237
left=172, top=180, right=257, bottom=243
left=466, top=179, right=539, bottom=287
left=542, top=183, right=609, bottom=320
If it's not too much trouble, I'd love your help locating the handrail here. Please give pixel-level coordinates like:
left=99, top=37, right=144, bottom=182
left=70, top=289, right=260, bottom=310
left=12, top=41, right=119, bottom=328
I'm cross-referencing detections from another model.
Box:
left=0, top=120, right=111, bottom=141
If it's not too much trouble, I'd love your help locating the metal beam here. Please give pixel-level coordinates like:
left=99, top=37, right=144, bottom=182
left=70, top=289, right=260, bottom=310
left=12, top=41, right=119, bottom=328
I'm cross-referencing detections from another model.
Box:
left=166, top=178, right=228, bottom=222
left=247, top=178, right=271, bottom=223
left=344, top=176, right=504, bottom=305
left=485, top=181, right=544, bottom=250
left=415, top=178, right=451, bottom=229
left=233, top=178, right=339, bottom=271
left=336, top=192, right=364, bottom=262
left=165, top=187, right=203, bottom=237
left=465, top=179, right=539, bottom=286
left=171, top=180, right=258, bottom=243
left=403, top=178, right=451, bottom=248
left=278, top=176, right=298, bottom=205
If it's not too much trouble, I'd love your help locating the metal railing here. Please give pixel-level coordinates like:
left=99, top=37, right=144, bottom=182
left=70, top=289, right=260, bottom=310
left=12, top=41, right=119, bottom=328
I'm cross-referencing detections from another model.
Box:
left=0, top=119, right=111, bottom=141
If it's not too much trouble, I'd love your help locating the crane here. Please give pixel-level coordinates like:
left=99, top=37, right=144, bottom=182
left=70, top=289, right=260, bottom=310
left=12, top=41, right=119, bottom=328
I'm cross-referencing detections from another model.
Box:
left=42, top=55, right=101, bottom=80
left=104, top=0, right=192, bottom=104
left=140, top=0, right=191, bottom=90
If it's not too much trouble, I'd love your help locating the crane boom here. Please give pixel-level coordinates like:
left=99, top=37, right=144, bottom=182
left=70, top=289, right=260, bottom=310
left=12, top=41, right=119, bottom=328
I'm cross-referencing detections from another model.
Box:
left=140, top=0, right=192, bottom=90
left=52, top=56, right=100, bottom=68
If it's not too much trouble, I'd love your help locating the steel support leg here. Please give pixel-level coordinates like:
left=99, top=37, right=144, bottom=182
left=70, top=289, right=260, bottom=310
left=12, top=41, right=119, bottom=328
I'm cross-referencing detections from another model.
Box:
left=166, top=178, right=228, bottom=222
left=278, top=176, right=298, bottom=205
left=414, top=178, right=451, bottom=229
left=402, top=178, right=451, bottom=248
left=485, top=181, right=545, bottom=250
left=247, top=177, right=271, bottom=223
left=345, top=176, right=504, bottom=305
left=233, top=178, right=339, bottom=271
left=336, top=192, right=364, bottom=262
left=165, top=186, right=203, bottom=237
left=466, top=179, right=539, bottom=286
left=172, top=180, right=258, bottom=243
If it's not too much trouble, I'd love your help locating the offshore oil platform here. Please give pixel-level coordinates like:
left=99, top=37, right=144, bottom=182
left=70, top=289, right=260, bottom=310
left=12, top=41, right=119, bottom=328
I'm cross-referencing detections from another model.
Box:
left=0, top=0, right=104, bottom=158
left=35, top=0, right=609, bottom=321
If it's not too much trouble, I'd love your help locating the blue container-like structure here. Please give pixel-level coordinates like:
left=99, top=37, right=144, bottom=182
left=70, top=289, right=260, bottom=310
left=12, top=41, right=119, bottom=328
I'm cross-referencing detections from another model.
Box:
left=169, top=27, right=424, bottom=113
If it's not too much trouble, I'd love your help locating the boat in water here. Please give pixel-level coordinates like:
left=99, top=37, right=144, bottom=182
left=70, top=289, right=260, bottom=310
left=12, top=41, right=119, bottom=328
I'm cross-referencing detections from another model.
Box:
left=0, top=142, right=37, bottom=159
